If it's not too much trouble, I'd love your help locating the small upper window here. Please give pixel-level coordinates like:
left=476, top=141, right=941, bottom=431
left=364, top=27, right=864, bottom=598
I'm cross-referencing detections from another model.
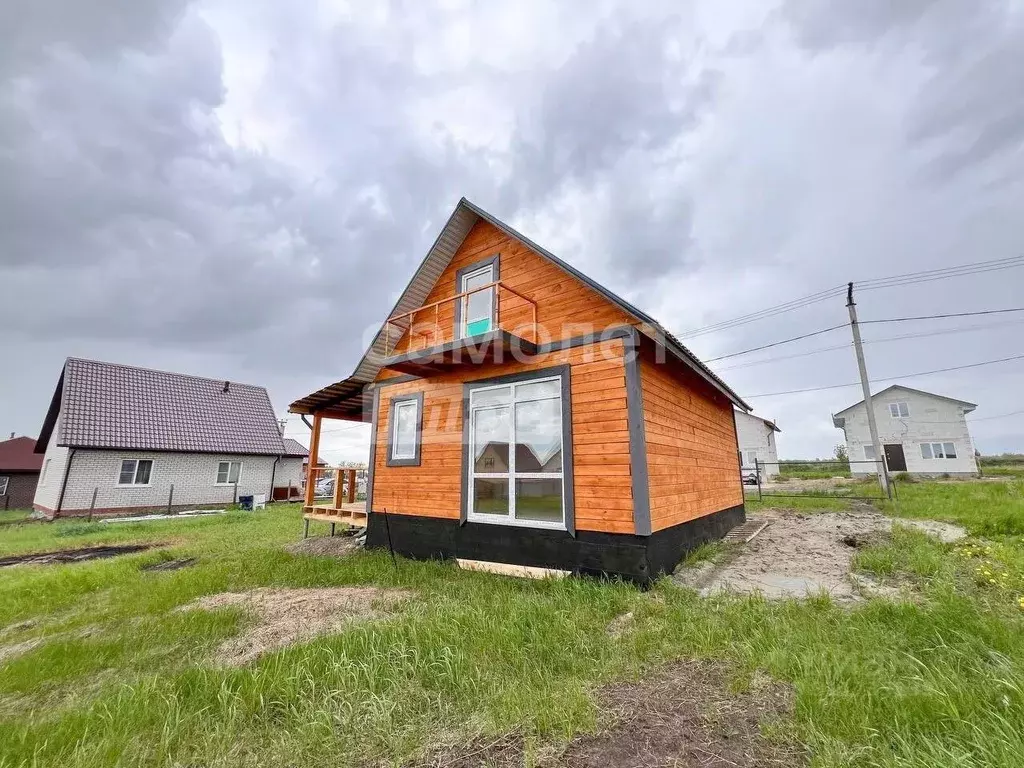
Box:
left=388, top=394, right=423, bottom=466
left=888, top=402, right=910, bottom=418
left=216, top=461, right=242, bottom=484
left=118, top=459, right=153, bottom=485
left=0, top=476, right=8, bottom=496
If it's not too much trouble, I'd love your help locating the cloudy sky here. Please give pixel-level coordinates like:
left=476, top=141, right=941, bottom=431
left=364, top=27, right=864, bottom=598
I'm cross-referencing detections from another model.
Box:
left=2, top=0, right=1023, bottom=463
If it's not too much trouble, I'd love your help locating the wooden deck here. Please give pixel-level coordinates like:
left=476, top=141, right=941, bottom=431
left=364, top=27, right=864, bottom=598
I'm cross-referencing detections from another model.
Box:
left=302, top=500, right=367, bottom=535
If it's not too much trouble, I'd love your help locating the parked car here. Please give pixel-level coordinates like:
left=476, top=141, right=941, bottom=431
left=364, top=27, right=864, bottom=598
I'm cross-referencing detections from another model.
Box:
left=742, top=471, right=759, bottom=486
left=315, top=477, right=334, bottom=496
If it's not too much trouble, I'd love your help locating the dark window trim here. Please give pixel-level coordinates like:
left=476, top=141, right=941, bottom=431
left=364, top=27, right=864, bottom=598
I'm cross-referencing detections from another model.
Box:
left=453, top=254, right=500, bottom=339
left=460, top=363, right=575, bottom=536
left=386, top=392, right=424, bottom=467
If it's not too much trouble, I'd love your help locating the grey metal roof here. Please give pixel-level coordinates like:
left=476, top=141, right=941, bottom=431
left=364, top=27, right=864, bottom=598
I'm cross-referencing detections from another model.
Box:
left=36, top=358, right=287, bottom=455
left=290, top=198, right=750, bottom=417
left=282, top=438, right=310, bottom=457
left=833, top=384, right=978, bottom=417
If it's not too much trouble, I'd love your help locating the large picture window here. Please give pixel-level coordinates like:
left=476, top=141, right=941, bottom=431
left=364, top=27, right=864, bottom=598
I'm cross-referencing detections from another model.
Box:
left=387, top=393, right=423, bottom=466
left=465, top=369, right=571, bottom=530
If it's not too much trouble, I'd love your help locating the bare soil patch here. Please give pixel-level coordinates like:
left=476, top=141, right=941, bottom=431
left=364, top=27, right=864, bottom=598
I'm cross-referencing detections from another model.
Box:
left=412, top=660, right=801, bottom=767
left=285, top=535, right=360, bottom=559
left=142, top=557, right=197, bottom=572
left=0, top=543, right=156, bottom=568
left=181, top=587, right=411, bottom=665
left=675, top=508, right=965, bottom=603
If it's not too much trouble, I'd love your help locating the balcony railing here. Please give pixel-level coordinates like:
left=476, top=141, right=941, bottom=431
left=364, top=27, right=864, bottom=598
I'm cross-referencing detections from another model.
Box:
left=383, top=281, right=538, bottom=358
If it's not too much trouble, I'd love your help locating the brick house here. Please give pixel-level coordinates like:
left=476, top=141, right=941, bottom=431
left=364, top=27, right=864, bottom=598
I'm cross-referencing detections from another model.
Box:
left=33, top=358, right=299, bottom=517
left=0, top=436, right=44, bottom=510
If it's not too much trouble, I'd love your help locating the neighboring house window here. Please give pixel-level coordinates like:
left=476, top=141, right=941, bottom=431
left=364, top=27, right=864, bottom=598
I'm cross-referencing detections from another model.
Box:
left=467, top=374, right=566, bottom=529
left=888, top=402, right=910, bottom=418
left=0, top=476, right=8, bottom=496
left=216, top=461, right=242, bottom=485
left=118, top=459, right=153, bottom=486
left=864, top=445, right=877, bottom=461
left=742, top=450, right=758, bottom=467
left=387, top=393, right=423, bottom=466
left=921, top=442, right=957, bottom=460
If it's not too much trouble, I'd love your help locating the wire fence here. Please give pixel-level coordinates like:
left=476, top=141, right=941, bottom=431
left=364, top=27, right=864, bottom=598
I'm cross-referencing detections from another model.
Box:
left=740, top=459, right=895, bottom=501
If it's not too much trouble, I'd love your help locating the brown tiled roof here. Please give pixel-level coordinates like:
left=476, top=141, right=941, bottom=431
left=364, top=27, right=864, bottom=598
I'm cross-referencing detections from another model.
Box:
left=0, top=437, right=44, bottom=472
left=282, top=438, right=310, bottom=457
left=36, top=358, right=287, bottom=455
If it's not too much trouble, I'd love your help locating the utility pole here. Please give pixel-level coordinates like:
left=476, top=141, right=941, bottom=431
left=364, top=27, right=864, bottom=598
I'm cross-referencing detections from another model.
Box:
left=847, top=282, right=890, bottom=498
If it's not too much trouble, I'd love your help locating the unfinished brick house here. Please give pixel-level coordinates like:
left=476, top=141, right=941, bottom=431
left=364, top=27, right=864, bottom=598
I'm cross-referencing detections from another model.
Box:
left=291, top=198, right=750, bottom=583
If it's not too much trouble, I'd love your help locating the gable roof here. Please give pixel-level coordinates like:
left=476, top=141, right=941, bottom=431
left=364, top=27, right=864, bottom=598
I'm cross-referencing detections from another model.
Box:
left=282, top=438, right=310, bottom=457
left=735, top=409, right=780, bottom=432
left=0, top=437, right=45, bottom=472
left=833, top=384, right=978, bottom=417
left=290, top=198, right=749, bottom=418
left=36, top=358, right=287, bottom=456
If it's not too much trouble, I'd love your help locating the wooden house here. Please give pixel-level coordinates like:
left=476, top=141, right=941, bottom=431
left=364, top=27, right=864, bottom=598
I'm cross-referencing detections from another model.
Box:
left=290, top=199, right=750, bottom=583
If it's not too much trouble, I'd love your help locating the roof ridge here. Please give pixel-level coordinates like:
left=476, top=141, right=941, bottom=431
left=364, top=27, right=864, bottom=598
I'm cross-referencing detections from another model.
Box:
left=66, top=356, right=267, bottom=392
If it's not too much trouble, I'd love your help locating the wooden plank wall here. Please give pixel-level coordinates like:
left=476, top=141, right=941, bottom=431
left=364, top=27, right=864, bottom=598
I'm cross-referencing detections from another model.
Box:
left=639, top=350, right=744, bottom=531
left=386, top=220, right=636, bottom=359
left=371, top=341, right=635, bottom=534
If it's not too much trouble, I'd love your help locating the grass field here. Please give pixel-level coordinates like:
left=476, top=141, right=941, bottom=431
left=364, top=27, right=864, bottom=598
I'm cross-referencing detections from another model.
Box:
left=2, top=480, right=1024, bottom=767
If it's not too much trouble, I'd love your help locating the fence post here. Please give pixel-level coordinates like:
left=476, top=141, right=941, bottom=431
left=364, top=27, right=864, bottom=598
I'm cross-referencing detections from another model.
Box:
left=88, top=487, right=98, bottom=523
left=755, top=459, right=763, bottom=501
left=167, top=483, right=174, bottom=513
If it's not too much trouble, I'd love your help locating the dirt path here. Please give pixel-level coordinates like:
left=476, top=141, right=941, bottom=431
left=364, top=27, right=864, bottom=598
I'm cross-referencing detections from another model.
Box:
left=675, top=508, right=965, bottom=603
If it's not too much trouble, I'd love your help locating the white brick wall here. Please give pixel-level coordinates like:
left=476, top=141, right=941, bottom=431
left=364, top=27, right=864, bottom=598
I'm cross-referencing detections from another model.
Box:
left=276, top=457, right=305, bottom=491
left=837, top=387, right=979, bottom=476
left=47, top=449, right=282, bottom=513
left=735, top=411, right=780, bottom=477
left=33, top=415, right=70, bottom=510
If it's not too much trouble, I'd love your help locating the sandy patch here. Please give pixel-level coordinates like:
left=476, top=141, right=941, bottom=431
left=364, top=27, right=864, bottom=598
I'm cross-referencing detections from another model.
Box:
left=285, top=535, right=360, bottom=559
left=0, top=638, right=44, bottom=663
left=675, top=508, right=965, bottom=603
left=412, top=660, right=801, bottom=767
left=181, top=587, right=411, bottom=665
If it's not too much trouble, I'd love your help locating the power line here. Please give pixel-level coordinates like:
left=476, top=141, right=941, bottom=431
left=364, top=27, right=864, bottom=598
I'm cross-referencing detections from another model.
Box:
left=704, top=324, right=847, bottom=363
left=715, top=317, right=1024, bottom=372
left=861, top=307, right=1024, bottom=325
left=676, top=255, right=1024, bottom=340
left=743, top=352, right=1024, bottom=399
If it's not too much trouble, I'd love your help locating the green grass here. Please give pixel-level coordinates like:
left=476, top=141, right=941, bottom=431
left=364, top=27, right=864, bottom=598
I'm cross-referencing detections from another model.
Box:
left=1, top=485, right=1024, bottom=767
left=0, top=508, right=32, bottom=526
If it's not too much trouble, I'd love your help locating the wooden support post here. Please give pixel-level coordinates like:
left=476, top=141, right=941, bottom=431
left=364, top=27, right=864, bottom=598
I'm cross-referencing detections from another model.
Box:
left=304, top=413, right=323, bottom=508
left=88, top=487, right=98, bottom=523
left=303, top=518, right=309, bottom=539
left=332, top=466, right=344, bottom=510
left=233, top=482, right=239, bottom=505
left=167, top=483, right=174, bottom=513
left=346, top=468, right=357, bottom=504
left=330, top=522, right=336, bottom=537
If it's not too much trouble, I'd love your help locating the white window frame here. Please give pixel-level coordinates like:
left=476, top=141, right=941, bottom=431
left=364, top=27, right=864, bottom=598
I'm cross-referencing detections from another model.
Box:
left=921, top=442, right=957, bottom=460
left=0, top=476, right=8, bottom=496
left=742, top=450, right=758, bottom=468
left=215, top=461, right=243, bottom=486
left=117, top=458, right=154, bottom=487
left=459, top=263, right=496, bottom=339
left=468, top=375, right=565, bottom=531
left=864, top=444, right=877, bottom=461
left=888, top=402, right=910, bottom=418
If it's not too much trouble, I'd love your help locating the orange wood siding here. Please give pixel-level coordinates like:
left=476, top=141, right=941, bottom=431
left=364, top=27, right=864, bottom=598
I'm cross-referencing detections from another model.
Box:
left=639, top=350, right=743, bottom=531
left=382, top=219, right=636, bottom=365
left=371, top=341, right=635, bottom=534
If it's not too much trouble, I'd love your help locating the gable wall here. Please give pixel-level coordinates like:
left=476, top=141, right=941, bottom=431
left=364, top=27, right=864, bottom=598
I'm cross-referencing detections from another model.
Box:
left=381, top=220, right=636, bottom=375
left=371, top=340, right=635, bottom=534
left=33, top=413, right=70, bottom=511
left=735, top=411, right=780, bottom=476
left=839, top=388, right=978, bottom=475
left=639, top=351, right=744, bottom=531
